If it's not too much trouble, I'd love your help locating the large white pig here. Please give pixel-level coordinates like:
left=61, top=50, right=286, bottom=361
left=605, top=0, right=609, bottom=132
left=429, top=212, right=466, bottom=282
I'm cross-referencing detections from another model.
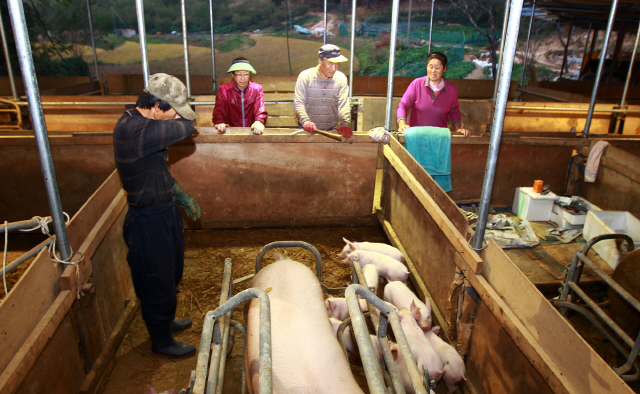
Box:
left=384, top=281, right=432, bottom=330
left=343, top=250, right=410, bottom=282
left=390, top=343, right=436, bottom=394
left=339, top=238, right=404, bottom=262
left=245, top=259, right=364, bottom=394
left=424, top=327, right=467, bottom=394
left=325, top=296, right=368, bottom=320
left=397, top=309, right=444, bottom=383
left=362, top=264, right=380, bottom=295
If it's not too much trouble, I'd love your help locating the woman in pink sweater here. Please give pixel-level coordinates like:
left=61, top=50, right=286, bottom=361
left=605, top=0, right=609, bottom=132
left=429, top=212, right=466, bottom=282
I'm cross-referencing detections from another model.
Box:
left=397, top=52, right=471, bottom=136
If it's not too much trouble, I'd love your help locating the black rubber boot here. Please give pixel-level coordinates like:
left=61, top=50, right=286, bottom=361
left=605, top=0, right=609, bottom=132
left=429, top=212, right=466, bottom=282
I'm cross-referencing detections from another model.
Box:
left=171, top=318, right=192, bottom=332
left=147, top=321, right=196, bottom=357
left=151, top=340, right=196, bottom=357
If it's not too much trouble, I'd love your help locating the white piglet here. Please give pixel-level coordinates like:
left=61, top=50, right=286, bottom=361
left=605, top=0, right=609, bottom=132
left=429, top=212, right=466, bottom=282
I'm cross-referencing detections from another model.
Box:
left=362, top=264, right=380, bottom=295
left=344, top=250, right=409, bottom=282
left=384, top=281, right=432, bottom=330
left=390, top=343, right=436, bottom=394
left=325, top=296, right=368, bottom=320
left=424, top=327, right=467, bottom=394
left=339, top=238, right=404, bottom=262
left=397, top=309, right=445, bottom=383
left=329, top=317, right=357, bottom=356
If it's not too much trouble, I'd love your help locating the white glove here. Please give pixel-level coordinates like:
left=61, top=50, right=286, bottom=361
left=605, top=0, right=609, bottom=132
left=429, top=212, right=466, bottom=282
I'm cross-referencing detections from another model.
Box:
left=215, top=123, right=227, bottom=133
left=368, top=126, right=391, bottom=143
left=251, top=121, right=265, bottom=135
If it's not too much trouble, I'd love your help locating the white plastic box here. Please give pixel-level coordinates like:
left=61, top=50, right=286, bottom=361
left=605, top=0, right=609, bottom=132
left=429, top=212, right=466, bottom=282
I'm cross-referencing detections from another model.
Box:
left=512, top=187, right=558, bottom=221
left=550, top=197, right=601, bottom=229
left=583, top=211, right=640, bottom=269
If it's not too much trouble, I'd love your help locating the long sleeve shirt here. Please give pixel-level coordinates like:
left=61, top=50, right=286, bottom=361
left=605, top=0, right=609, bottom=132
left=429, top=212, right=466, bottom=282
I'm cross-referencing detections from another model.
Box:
left=397, top=77, right=461, bottom=128
left=294, top=66, right=350, bottom=130
left=113, top=106, right=195, bottom=208
left=212, top=81, right=268, bottom=127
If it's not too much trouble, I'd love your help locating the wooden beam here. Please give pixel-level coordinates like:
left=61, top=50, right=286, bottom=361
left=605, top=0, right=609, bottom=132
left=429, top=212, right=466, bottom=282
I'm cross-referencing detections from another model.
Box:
left=79, top=287, right=139, bottom=394
left=0, top=290, right=76, bottom=394
left=382, top=144, right=483, bottom=274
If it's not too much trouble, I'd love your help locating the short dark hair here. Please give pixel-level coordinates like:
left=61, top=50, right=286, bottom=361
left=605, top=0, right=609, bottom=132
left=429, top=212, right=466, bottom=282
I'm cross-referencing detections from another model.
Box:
left=136, top=93, right=172, bottom=112
left=427, top=52, right=448, bottom=68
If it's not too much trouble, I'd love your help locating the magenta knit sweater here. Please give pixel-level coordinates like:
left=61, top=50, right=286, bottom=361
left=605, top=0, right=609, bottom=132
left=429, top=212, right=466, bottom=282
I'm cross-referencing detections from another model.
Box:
left=397, top=77, right=461, bottom=128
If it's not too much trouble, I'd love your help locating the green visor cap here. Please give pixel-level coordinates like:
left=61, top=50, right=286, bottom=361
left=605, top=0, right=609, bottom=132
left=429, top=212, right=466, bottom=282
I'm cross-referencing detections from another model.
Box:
left=227, top=60, right=257, bottom=74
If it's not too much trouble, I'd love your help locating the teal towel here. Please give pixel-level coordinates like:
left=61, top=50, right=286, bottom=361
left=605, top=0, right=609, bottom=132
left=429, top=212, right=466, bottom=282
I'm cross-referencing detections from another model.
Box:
left=404, top=126, right=452, bottom=192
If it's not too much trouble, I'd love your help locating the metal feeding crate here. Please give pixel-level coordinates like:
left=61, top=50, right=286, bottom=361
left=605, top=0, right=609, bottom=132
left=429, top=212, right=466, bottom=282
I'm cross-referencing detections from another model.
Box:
left=184, top=241, right=436, bottom=394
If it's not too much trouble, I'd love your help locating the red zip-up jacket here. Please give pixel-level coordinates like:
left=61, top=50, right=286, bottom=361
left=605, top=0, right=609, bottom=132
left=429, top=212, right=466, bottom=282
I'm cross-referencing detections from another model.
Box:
left=212, top=81, right=268, bottom=127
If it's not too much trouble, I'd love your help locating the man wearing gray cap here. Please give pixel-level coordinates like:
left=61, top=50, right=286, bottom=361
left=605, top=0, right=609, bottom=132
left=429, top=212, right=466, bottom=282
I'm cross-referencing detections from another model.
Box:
left=113, top=73, right=200, bottom=357
left=294, top=44, right=353, bottom=138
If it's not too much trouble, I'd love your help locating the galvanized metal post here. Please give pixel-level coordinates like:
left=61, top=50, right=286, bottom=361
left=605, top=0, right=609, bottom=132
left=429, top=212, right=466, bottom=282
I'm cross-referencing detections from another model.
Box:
left=428, top=0, right=435, bottom=53
left=620, top=19, right=640, bottom=110
left=519, top=0, right=535, bottom=87
left=349, top=0, right=356, bottom=99
left=384, top=0, right=400, bottom=130
left=135, top=0, right=150, bottom=86
left=407, top=0, right=412, bottom=45
left=323, top=0, right=327, bottom=45
left=493, top=0, right=511, bottom=104
left=7, top=0, right=71, bottom=259
left=0, top=7, right=17, bottom=99
left=583, top=0, right=619, bottom=138
left=473, top=0, right=524, bottom=250
left=86, top=0, right=99, bottom=81
left=209, top=0, right=217, bottom=91
left=181, top=0, right=191, bottom=97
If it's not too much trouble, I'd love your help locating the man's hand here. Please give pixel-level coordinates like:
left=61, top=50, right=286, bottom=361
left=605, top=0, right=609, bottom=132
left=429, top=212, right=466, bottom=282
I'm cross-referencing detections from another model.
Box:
left=398, top=124, right=410, bottom=132
left=338, top=126, right=353, bottom=138
left=215, top=123, right=227, bottom=134
left=172, top=181, right=201, bottom=221
left=251, top=121, right=265, bottom=135
left=303, top=122, right=317, bottom=135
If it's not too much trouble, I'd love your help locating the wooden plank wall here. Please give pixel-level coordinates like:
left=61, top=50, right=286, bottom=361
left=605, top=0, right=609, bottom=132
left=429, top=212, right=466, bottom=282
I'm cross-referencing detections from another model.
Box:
left=194, top=94, right=298, bottom=128
left=380, top=139, right=633, bottom=393
left=535, top=80, right=640, bottom=104
left=0, top=76, right=92, bottom=96
left=580, top=142, right=640, bottom=219
left=169, top=129, right=380, bottom=228
left=0, top=171, right=134, bottom=394
left=40, top=95, right=136, bottom=132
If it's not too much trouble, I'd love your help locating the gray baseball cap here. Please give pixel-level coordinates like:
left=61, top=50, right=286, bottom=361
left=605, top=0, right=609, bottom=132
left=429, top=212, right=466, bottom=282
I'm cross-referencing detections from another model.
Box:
left=143, top=73, right=198, bottom=120
left=318, top=44, right=348, bottom=63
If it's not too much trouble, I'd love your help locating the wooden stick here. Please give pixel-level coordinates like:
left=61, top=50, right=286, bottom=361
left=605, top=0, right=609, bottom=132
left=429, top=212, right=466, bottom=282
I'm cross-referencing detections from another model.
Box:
left=315, top=129, right=343, bottom=141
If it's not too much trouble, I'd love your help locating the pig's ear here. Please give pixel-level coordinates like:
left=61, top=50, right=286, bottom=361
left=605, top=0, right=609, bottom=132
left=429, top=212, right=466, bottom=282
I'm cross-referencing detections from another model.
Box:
left=410, top=300, right=422, bottom=321
left=344, top=238, right=356, bottom=250
left=431, top=326, right=441, bottom=335
left=146, top=387, right=158, bottom=394
left=328, top=299, right=336, bottom=311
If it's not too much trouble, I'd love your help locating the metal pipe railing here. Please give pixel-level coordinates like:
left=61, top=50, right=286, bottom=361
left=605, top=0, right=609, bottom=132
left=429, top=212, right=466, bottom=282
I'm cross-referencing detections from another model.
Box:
left=407, top=0, right=413, bottom=45
left=209, top=0, right=217, bottom=91
left=85, top=0, right=99, bottom=81
left=135, top=0, right=150, bottom=86
left=0, top=237, right=54, bottom=278
left=212, top=259, right=234, bottom=394
left=583, top=0, right=619, bottom=137
left=384, top=0, right=400, bottom=130
left=0, top=7, right=17, bottom=99
left=348, top=0, right=356, bottom=99
left=181, top=0, right=191, bottom=97
left=619, top=19, right=640, bottom=110
left=7, top=0, right=72, bottom=260
left=473, top=0, right=524, bottom=250
left=493, top=0, right=511, bottom=105
left=428, top=0, right=434, bottom=53
left=323, top=0, right=327, bottom=45
left=519, top=0, right=536, bottom=88
left=0, top=217, right=50, bottom=234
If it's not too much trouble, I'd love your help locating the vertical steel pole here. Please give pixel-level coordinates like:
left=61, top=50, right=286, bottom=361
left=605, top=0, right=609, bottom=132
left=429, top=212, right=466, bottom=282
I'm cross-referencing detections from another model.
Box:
left=407, top=0, right=412, bottom=45
left=384, top=0, right=400, bottom=130
left=428, top=0, right=435, bottom=53
left=620, top=20, right=640, bottom=109
left=583, top=0, right=619, bottom=138
left=181, top=0, right=191, bottom=97
left=473, top=0, right=524, bottom=250
left=7, top=0, right=71, bottom=259
left=0, top=7, right=17, bottom=99
left=86, top=0, right=99, bottom=81
left=493, top=0, right=511, bottom=104
left=349, top=0, right=356, bottom=99
left=519, top=0, right=536, bottom=87
left=323, top=0, right=327, bottom=45
left=559, top=18, right=574, bottom=80
left=209, top=0, right=217, bottom=91
left=135, top=0, right=150, bottom=86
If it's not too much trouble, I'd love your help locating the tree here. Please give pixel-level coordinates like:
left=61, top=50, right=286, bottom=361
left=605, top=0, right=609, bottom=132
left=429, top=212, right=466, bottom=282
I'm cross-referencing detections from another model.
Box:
left=447, top=0, right=504, bottom=80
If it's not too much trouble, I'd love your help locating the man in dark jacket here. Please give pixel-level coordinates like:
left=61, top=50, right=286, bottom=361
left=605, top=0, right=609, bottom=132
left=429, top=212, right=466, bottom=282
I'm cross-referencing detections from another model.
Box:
left=212, top=58, right=268, bottom=134
left=113, top=73, right=201, bottom=357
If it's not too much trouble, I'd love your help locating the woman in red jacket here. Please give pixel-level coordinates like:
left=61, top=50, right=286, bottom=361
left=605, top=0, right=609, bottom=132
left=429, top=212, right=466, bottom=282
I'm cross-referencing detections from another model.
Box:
left=212, top=58, right=268, bottom=134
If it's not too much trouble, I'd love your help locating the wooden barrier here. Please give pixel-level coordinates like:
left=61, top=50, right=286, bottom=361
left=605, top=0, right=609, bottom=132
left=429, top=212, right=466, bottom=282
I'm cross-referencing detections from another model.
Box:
left=0, top=76, right=92, bottom=96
